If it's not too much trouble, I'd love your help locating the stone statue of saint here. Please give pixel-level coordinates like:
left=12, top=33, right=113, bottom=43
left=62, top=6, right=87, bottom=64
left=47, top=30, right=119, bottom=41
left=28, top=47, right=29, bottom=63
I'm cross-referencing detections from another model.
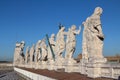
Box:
left=55, top=27, right=67, bottom=58
left=47, top=34, right=56, bottom=61
left=35, top=40, right=41, bottom=63
left=65, top=25, right=81, bottom=60
left=82, top=18, right=90, bottom=61
left=25, top=46, right=30, bottom=64
left=13, top=41, right=25, bottom=66
left=29, top=44, right=35, bottom=63
left=82, top=7, right=105, bottom=61
left=19, top=41, right=25, bottom=64
left=40, top=40, right=48, bottom=61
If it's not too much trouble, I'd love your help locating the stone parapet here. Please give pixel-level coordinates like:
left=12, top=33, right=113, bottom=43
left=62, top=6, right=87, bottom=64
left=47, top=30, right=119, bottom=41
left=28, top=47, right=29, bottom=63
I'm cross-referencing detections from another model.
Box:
left=14, top=67, right=55, bottom=80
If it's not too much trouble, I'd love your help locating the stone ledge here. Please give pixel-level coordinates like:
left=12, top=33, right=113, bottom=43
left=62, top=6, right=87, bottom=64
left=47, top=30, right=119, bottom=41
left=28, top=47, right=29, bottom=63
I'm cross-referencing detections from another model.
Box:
left=14, top=67, right=55, bottom=80
left=14, top=67, right=115, bottom=80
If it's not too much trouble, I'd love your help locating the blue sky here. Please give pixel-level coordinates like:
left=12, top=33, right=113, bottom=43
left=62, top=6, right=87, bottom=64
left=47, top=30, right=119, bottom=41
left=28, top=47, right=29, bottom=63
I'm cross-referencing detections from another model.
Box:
left=0, top=0, right=120, bottom=61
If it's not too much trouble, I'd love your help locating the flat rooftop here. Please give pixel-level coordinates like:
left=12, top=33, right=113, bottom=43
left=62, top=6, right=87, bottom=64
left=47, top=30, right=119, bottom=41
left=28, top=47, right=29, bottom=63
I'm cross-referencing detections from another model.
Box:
left=18, top=67, right=115, bottom=80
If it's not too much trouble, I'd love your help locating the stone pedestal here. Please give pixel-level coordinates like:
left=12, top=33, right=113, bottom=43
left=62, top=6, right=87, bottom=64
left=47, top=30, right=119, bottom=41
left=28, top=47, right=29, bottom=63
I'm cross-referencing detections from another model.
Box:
left=79, top=59, right=88, bottom=75
left=47, top=60, right=55, bottom=70
left=28, top=62, right=35, bottom=68
left=87, top=63, right=102, bottom=78
left=65, top=58, right=78, bottom=73
left=54, top=57, right=65, bottom=71
left=34, top=62, right=40, bottom=69
left=25, top=64, right=28, bottom=68
left=87, top=58, right=107, bottom=78
left=40, top=61, right=47, bottom=69
left=18, top=64, right=25, bottom=67
left=65, top=63, right=79, bottom=73
left=80, top=63, right=87, bottom=75
left=54, top=63, right=65, bottom=71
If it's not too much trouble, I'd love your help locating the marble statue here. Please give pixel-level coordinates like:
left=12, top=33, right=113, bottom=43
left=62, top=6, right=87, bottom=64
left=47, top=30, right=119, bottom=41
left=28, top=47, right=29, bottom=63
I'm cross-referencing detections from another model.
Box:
left=82, top=18, right=89, bottom=62
left=79, top=7, right=107, bottom=77
left=29, top=44, right=35, bottom=63
left=35, top=40, right=41, bottom=63
left=47, top=34, right=56, bottom=61
left=40, top=39, right=48, bottom=61
left=82, top=7, right=105, bottom=61
left=13, top=7, right=116, bottom=79
left=14, top=41, right=25, bottom=65
left=19, top=41, right=25, bottom=64
left=25, top=46, right=30, bottom=64
left=65, top=28, right=71, bottom=59
left=65, top=25, right=81, bottom=60
left=14, top=42, right=21, bottom=65
left=55, top=27, right=67, bottom=58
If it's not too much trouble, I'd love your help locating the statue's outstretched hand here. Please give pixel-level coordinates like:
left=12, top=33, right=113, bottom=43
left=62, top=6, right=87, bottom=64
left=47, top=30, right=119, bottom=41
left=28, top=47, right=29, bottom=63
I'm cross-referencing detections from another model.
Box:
left=76, top=26, right=81, bottom=34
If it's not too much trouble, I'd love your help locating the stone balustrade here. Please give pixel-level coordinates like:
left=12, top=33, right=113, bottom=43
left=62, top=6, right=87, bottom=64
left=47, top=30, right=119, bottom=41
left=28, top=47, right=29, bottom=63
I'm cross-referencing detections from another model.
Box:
left=101, top=63, right=120, bottom=79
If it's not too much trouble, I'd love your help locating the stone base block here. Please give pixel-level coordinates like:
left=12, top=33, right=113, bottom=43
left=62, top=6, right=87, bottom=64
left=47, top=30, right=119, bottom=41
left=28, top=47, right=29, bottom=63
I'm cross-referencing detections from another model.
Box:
left=65, top=64, right=79, bottom=73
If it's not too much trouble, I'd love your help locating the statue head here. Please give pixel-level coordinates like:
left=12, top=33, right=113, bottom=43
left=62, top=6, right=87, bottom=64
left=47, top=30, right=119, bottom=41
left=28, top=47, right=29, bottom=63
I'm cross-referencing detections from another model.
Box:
left=16, top=43, right=21, bottom=47
left=51, top=34, right=55, bottom=38
left=21, top=41, right=25, bottom=44
left=94, top=7, right=103, bottom=16
left=71, top=25, right=76, bottom=30
left=20, top=41, right=25, bottom=48
left=38, top=40, right=41, bottom=43
left=60, top=27, right=65, bottom=31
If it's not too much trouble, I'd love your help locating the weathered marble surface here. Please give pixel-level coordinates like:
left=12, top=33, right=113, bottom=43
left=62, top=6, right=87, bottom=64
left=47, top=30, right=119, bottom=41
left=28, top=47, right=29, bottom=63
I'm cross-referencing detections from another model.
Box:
left=25, top=46, right=30, bottom=64
left=13, top=7, right=120, bottom=79
left=35, top=40, right=41, bottom=63
left=47, top=34, right=56, bottom=61
left=14, top=41, right=25, bottom=66
left=55, top=27, right=67, bottom=59
left=40, top=40, right=48, bottom=61
left=82, top=7, right=105, bottom=61
left=65, top=25, right=81, bottom=59
left=29, top=44, right=35, bottom=64
left=65, top=25, right=81, bottom=64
